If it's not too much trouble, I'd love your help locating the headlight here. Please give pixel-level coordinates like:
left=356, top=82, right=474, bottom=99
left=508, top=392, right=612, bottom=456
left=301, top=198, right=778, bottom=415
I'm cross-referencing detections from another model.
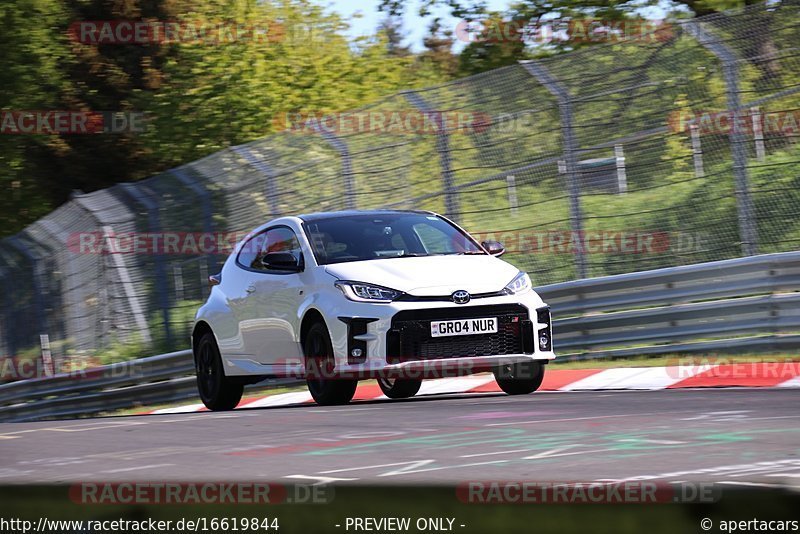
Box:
left=335, top=281, right=404, bottom=303
left=502, top=271, right=532, bottom=295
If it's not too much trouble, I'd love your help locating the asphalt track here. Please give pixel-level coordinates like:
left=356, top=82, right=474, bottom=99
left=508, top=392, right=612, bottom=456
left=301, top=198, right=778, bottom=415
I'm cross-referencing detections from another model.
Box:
left=2, top=388, right=800, bottom=486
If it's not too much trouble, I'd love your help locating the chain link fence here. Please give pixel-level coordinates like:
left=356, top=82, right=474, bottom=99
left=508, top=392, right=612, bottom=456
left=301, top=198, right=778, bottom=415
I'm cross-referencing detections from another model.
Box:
left=1, top=1, right=798, bottom=368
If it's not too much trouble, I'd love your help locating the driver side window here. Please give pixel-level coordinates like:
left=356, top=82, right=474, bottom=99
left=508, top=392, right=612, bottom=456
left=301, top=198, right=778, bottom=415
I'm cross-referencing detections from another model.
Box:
left=255, top=227, right=302, bottom=272
left=236, top=232, right=267, bottom=269
left=237, top=227, right=302, bottom=271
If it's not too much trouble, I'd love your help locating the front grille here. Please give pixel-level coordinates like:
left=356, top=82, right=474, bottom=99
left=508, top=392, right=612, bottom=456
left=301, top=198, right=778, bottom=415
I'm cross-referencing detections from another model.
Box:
left=387, top=305, right=532, bottom=363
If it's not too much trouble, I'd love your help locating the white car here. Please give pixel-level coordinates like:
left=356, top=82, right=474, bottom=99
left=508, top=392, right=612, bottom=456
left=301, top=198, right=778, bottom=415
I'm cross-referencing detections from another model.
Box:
left=192, top=210, right=555, bottom=409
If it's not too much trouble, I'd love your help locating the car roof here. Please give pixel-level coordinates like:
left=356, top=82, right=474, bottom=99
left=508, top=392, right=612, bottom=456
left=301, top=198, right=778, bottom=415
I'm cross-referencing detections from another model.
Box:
left=297, top=209, right=435, bottom=222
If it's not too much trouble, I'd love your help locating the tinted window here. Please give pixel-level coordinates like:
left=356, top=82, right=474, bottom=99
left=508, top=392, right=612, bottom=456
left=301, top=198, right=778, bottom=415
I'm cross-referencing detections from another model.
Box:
left=413, top=223, right=475, bottom=254
left=237, top=227, right=302, bottom=271
left=303, top=213, right=484, bottom=265
left=236, top=232, right=267, bottom=269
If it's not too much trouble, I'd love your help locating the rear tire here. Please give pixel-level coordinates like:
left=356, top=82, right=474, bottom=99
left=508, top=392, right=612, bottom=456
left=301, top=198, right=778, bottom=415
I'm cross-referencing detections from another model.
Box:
left=377, top=377, right=422, bottom=399
left=493, top=361, right=545, bottom=395
left=195, top=332, right=244, bottom=410
left=304, top=321, right=357, bottom=406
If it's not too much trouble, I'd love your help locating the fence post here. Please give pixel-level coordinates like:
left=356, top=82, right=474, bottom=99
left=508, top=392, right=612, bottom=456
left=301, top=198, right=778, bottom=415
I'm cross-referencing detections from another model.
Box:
left=7, top=236, right=48, bottom=339
left=306, top=123, right=356, bottom=210
left=39, top=334, right=54, bottom=376
left=686, top=21, right=758, bottom=256
left=71, top=194, right=152, bottom=347
left=751, top=107, right=766, bottom=162
left=690, top=124, right=705, bottom=178
left=614, top=144, right=627, bottom=194
left=506, top=175, right=519, bottom=215
left=100, top=226, right=152, bottom=345
left=0, top=264, right=15, bottom=357
left=170, top=167, right=217, bottom=275
left=118, top=184, right=173, bottom=347
left=229, top=146, right=282, bottom=216
left=520, top=60, right=587, bottom=279
left=403, top=91, right=460, bottom=221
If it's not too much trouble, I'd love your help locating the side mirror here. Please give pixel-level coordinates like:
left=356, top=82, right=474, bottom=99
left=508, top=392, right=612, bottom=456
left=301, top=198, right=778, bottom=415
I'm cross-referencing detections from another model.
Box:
left=261, top=251, right=302, bottom=272
left=481, top=240, right=505, bottom=257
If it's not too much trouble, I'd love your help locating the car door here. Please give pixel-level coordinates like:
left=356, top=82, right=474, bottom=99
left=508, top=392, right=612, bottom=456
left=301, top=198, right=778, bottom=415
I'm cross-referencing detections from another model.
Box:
left=218, top=231, right=267, bottom=361
left=238, top=226, right=306, bottom=371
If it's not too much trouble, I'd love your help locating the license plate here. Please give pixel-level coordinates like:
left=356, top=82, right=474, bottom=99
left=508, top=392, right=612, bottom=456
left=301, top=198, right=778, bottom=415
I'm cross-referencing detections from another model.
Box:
left=430, top=317, right=498, bottom=338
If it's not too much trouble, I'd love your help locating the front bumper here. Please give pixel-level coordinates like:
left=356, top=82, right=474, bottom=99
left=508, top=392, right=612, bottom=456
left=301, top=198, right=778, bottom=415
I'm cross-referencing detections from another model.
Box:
left=327, top=290, right=555, bottom=379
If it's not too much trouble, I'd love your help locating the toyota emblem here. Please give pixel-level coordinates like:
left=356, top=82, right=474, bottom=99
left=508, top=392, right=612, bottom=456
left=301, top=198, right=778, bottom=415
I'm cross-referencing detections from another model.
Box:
left=452, top=290, right=471, bottom=304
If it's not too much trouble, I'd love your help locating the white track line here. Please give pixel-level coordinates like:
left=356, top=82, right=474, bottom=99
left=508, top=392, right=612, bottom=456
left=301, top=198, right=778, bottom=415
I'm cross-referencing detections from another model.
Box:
left=777, top=376, right=800, bottom=388
left=146, top=364, right=799, bottom=415
left=417, top=375, right=496, bottom=396
left=558, top=365, right=715, bottom=391
left=150, top=403, right=205, bottom=415
left=243, top=391, right=312, bottom=408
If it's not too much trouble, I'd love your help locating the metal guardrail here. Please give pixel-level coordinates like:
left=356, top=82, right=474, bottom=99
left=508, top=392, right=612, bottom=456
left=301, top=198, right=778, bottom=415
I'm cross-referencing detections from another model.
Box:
left=537, top=251, right=800, bottom=360
left=1, top=251, right=799, bottom=422
left=0, top=350, right=303, bottom=422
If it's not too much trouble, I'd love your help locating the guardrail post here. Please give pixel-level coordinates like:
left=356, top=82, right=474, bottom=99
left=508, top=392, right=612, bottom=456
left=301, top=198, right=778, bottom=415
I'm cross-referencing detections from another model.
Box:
left=119, top=184, right=173, bottom=348
left=520, top=60, right=587, bottom=279
left=403, top=91, right=460, bottom=222
left=685, top=21, right=758, bottom=256
left=306, top=124, right=356, bottom=210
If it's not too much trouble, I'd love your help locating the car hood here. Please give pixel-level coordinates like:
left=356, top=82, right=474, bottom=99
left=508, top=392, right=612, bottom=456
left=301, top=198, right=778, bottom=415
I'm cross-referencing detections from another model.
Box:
left=323, top=255, right=521, bottom=296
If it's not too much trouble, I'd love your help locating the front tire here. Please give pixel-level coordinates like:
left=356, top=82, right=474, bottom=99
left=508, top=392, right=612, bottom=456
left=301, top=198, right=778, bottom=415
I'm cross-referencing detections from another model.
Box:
left=195, top=332, right=244, bottom=410
left=304, top=322, right=357, bottom=406
left=377, top=377, right=422, bottom=399
left=493, top=361, right=545, bottom=395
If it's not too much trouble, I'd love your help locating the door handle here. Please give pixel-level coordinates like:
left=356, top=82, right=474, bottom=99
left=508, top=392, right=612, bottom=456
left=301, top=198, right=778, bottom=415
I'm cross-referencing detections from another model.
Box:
left=246, top=285, right=256, bottom=293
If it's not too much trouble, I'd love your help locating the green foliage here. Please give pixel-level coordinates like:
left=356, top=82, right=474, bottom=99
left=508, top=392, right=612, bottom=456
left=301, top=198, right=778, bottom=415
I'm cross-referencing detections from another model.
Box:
left=2, top=0, right=451, bottom=238
left=0, top=0, right=69, bottom=232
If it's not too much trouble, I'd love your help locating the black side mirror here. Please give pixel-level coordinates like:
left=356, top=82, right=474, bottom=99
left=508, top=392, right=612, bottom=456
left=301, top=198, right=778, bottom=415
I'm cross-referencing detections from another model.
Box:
left=261, top=252, right=302, bottom=272
left=481, top=240, right=505, bottom=257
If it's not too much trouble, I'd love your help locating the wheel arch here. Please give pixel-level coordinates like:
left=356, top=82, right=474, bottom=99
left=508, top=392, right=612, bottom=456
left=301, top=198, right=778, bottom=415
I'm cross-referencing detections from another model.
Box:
left=191, top=321, right=214, bottom=362
left=299, top=308, right=326, bottom=348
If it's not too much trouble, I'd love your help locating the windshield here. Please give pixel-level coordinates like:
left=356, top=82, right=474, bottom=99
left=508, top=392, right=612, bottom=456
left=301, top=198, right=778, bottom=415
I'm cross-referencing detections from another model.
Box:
left=303, top=213, right=486, bottom=265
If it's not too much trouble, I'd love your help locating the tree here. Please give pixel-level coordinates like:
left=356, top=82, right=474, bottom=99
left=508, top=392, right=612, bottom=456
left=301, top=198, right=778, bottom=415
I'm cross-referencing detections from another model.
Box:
left=378, top=15, right=411, bottom=57
left=1, top=0, right=452, bottom=238
left=457, top=12, right=527, bottom=76
left=0, top=0, right=70, bottom=232
left=382, top=0, right=786, bottom=77
left=420, top=18, right=458, bottom=77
